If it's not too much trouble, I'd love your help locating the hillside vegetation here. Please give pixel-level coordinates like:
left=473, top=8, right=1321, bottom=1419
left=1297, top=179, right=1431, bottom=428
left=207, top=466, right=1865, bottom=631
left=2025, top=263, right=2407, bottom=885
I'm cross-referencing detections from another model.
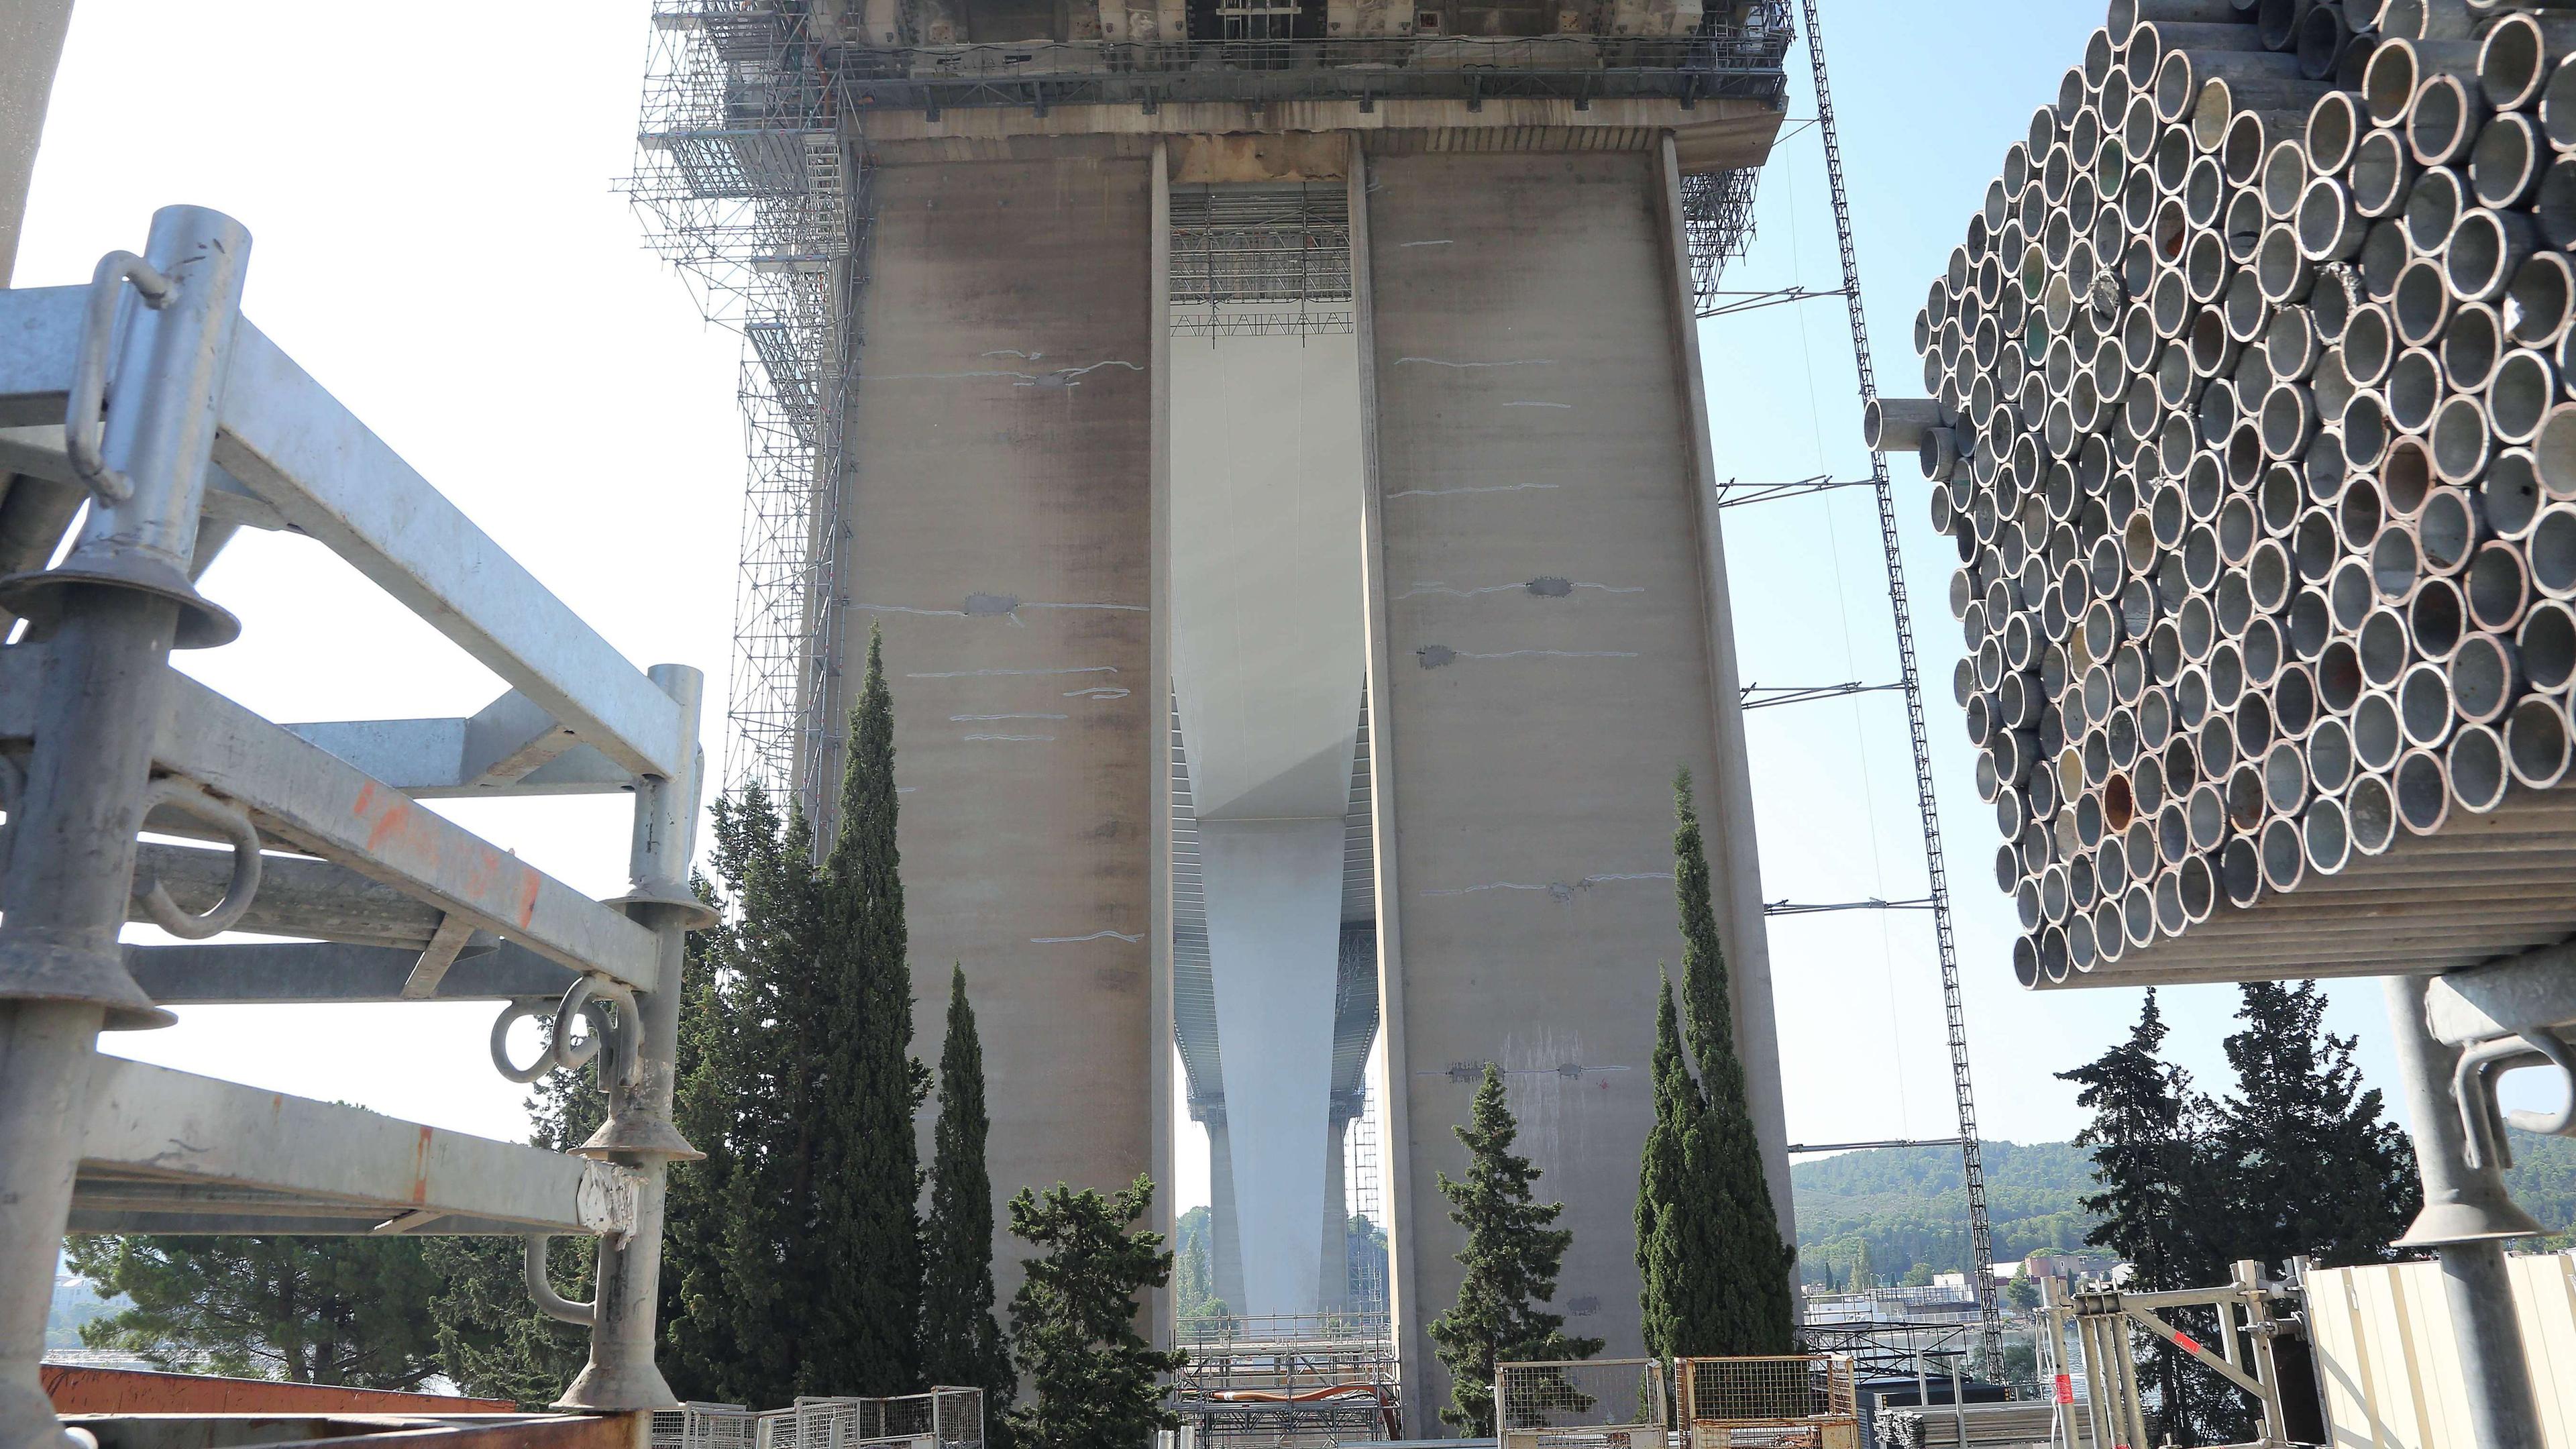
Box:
left=1790, top=1132, right=2576, bottom=1284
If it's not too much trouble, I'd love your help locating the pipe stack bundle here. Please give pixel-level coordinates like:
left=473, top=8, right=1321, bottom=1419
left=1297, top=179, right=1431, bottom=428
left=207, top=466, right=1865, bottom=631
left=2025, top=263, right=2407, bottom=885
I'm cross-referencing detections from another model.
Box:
left=1885, top=0, right=2576, bottom=988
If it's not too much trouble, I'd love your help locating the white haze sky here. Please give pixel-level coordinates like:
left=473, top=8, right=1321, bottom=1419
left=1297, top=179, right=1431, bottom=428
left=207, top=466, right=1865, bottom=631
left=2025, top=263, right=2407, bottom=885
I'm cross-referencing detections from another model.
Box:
left=21, top=1, right=2558, bottom=1220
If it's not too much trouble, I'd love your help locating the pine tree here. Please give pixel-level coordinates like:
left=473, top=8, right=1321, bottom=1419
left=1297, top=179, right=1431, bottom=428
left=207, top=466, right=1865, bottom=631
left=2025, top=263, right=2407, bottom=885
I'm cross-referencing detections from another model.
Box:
left=1426, top=1065, right=1603, bottom=1437
left=70, top=1235, right=445, bottom=1388
left=1647, top=769, right=1794, bottom=1356
left=2058, top=990, right=2237, bottom=1445
left=922, top=966, right=1016, bottom=1444
left=2211, top=981, right=2418, bottom=1269
left=1004, top=1176, right=1185, bottom=1449
left=811, top=625, right=927, bottom=1395
left=658, top=894, right=743, bottom=1399
left=2057, top=991, right=2204, bottom=1288
left=665, top=783, right=830, bottom=1405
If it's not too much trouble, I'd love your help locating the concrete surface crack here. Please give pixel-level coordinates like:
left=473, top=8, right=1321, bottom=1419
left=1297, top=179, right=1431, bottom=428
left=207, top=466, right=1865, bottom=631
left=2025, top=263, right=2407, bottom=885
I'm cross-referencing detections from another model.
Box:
left=906, top=665, right=1119, bottom=679
left=1399, top=578, right=1644, bottom=600
left=1415, top=643, right=1640, bottom=667
left=874, top=359, right=1142, bottom=388
left=1422, top=871, right=1671, bottom=901
left=1030, top=930, right=1145, bottom=944
left=1386, top=482, right=1560, bottom=499
left=1394, top=356, right=1556, bottom=368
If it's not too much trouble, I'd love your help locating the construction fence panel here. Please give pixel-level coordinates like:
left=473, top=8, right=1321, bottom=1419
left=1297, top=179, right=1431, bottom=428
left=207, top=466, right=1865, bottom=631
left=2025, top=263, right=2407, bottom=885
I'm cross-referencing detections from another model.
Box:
left=1495, top=1358, right=1667, bottom=1449
left=650, top=1393, right=981, bottom=1449
left=2305, top=1252, right=2576, bottom=1449
left=1674, top=1355, right=1857, bottom=1449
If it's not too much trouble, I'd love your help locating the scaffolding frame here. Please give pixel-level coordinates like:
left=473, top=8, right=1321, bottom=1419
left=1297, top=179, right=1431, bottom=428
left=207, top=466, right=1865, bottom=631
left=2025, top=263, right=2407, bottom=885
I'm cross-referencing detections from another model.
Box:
left=630, top=0, right=867, bottom=820
left=1173, top=1314, right=1401, bottom=1449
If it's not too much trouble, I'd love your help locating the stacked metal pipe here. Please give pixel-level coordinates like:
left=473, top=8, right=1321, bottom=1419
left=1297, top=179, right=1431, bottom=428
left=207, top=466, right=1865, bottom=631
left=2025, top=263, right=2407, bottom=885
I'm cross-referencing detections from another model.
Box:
left=1882, top=0, right=2576, bottom=988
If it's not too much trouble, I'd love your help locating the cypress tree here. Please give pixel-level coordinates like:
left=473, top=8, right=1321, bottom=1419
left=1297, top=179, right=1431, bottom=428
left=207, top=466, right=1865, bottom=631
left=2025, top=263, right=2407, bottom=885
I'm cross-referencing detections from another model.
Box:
left=1633, top=971, right=1697, bottom=1362
left=1426, top=1065, right=1602, bottom=1437
left=812, top=624, right=926, bottom=1395
left=1004, top=1176, right=1185, bottom=1449
left=1656, top=768, right=1794, bottom=1354
left=2211, top=981, right=2418, bottom=1269
left=922, top=965, right=1016, bottom=1442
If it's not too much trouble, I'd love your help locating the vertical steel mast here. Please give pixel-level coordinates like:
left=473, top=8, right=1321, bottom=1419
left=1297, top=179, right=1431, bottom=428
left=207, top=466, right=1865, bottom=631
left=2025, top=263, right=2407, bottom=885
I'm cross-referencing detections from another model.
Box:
left=1795, top=0, right=2001, bottom=1364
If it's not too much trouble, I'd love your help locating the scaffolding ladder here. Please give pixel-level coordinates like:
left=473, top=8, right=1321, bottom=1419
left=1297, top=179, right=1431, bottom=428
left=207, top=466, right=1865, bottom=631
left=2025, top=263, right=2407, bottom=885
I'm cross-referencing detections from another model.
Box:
left=1794, top=0, right=2002, bottom=1366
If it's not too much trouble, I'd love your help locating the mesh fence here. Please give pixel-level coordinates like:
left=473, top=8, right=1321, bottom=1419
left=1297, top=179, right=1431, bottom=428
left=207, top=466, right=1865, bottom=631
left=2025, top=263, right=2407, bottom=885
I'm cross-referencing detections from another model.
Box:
left=649, top=1390, right=983, bottom=1449
left=1497, top=1357, right=1668, bottom=1440
left=1675, top=1355, right=1857, bottom=1429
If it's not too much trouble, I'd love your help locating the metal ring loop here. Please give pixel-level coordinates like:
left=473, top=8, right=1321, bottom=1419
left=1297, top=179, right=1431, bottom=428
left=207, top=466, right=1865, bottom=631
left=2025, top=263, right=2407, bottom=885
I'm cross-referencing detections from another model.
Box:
left=65, top=250, right=175, bottom=507
left=556, top=977, right=642, bottom=1089
left=549, top=977, right=606, bottom=1073
left=2503, top=1028, right=2576, bottom=1140
left=489, top=979, right=639, bottom=1087
left=489, top=998, right=560, bottom=1084
left=136, top=777, right=262, bottom=940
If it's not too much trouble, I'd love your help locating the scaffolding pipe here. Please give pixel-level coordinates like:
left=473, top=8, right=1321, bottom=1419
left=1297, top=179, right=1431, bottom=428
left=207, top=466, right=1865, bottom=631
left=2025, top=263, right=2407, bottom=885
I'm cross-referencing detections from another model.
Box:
left=2381, top=973, right=2547, bottom=1449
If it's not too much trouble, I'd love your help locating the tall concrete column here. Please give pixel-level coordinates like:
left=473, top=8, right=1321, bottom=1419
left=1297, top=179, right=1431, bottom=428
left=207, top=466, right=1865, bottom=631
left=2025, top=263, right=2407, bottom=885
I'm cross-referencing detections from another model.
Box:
left=1364, top=145, right=1790, bottom=1417
left=1320, top=1108, right=1353, bottom=1313
left=0, top=0, right=73, bottom=286
left=838, top=148, right=1157, bottom=1297
left=1169, top=304, right=1368, bottom=1318
left=1652, top=133, right=1796, bottom=1249
left=1205, top=1114, right=1249, bottom=1313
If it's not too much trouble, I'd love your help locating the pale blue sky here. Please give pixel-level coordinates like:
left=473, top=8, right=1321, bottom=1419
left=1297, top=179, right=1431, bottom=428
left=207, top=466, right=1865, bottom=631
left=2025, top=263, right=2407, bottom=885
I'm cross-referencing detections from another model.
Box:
left=21, top=2, right=2535, bottom=1207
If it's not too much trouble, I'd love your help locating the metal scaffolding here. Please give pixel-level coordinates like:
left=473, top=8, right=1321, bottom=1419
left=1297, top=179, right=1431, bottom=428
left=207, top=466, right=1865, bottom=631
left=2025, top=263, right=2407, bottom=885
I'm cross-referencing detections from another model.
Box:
left=629, top=0, right=865, bottom=818
left=0, top=205, right=711, bottom=1449
left=1173, top=1315, right=1401, bottom=1449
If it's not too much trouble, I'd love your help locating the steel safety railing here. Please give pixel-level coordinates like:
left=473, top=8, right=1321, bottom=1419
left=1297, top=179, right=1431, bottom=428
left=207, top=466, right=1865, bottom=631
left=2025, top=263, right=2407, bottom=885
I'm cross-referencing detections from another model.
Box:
left=0, top=205, right=714, bottom=1446
left=649, top=1391, right=985, bottom=1449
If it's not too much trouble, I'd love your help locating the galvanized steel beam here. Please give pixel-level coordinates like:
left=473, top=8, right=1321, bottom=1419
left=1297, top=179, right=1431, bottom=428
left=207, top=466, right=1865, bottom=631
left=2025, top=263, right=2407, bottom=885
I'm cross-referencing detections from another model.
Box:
left=120, top=941, right=576, bottom=1006
left=0, top=647, right=662, bottom=991
left=209, top=326, right=686, bottom=781
left=74, top=1057, right=636, bottom=1238
left=283, top=688, right=633, bottom=798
